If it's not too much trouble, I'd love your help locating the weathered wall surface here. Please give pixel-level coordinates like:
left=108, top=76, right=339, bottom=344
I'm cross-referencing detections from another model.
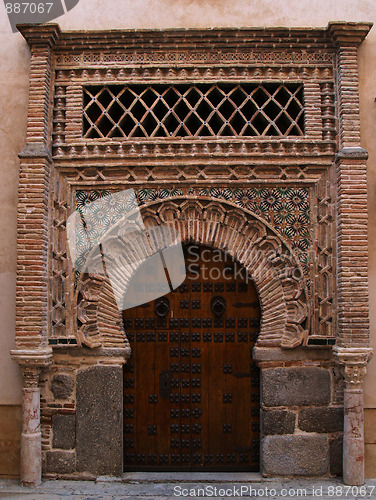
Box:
left=0, top=0, right=376, bottom=477
left=0, top=5, right=29, bottom=476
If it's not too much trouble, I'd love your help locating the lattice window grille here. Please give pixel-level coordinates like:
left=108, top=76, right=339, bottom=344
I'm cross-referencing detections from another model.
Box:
left=83, top=83, right=305, bottom=139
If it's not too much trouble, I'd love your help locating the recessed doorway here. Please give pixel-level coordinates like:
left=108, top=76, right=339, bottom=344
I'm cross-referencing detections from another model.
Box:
left=123, top=244, right=261, bottom=471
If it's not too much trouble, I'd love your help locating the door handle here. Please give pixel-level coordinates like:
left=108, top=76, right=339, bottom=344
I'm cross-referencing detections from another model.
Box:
left=159, top=370, right=173, bottom=399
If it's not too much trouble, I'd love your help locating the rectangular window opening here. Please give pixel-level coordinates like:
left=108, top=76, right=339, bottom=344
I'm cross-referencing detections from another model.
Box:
left=82, top=83, right=305, bottom=139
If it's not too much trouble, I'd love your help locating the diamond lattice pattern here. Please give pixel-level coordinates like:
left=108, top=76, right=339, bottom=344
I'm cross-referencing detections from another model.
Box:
left=83, top=83, right=305, bottom=138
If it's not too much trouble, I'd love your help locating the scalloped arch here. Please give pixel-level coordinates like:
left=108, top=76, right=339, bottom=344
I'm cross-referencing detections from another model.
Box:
left=75, top=198, right=310, bottom=350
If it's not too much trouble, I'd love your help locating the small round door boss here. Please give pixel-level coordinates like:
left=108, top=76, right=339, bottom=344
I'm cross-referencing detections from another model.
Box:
left=210, top=296, right=226, bottom=317
left=154, top=296, right=170, bottom=318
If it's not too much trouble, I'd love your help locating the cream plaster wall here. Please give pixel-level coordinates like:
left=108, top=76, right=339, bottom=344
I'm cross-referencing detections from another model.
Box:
left=0, top=9, right=29, bottom=405
left=1, top=0, right=376, bottom=470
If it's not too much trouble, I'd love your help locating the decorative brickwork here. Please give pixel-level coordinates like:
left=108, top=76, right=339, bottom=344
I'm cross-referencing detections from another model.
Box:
left=12, top=22, right=373, bottom=484
left=49, top=164, right=334, bottom=345
left=74, top=186, right=311, bottom=274
left=329, top=23, right=370, bottom=348
left=15, top=23, right=61, bottom=350
left=75, top=199, right=309, bottom=349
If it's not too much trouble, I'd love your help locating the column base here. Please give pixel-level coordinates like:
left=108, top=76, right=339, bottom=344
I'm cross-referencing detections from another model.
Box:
left=20, top=432, right=42, bottom=486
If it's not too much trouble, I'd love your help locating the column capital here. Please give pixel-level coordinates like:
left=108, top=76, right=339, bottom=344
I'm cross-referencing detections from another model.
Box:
left=21, top=366, right=41, bottom=388
left=11, top=348, right=53, bottom=389
left=333, top=346, right=373, bottom=390
left=11, top=347, right=53, bottom=369
left=335, top=147, right=368, bottom=162
left=18, top=142, right=52, bottom=162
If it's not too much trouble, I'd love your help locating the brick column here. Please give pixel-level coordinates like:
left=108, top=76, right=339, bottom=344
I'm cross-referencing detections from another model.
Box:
left=329, top=22, right=373, bottom=486
left=14, top=24, right=60, bottom=350
left=11, top=24, right=60, bottom=485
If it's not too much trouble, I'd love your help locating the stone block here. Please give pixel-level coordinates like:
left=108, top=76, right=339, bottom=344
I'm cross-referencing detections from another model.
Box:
left=76, top=365, right=123, bottom=476
left=298, top=407, right=343, bottom=433
left=253, top=346, right=332, bottom=362
left=52, top=414, right=75, bottom=450
left=262, top=435, right=329, bottom=476
left=262, top=410, right=296, bottom=435
left=262, top=367, right=331, bottom=407
left=329, top=436, right=343, bottom=476
left=45, top=450, right=75, bottom=474
left=51, top=373, right=74, bottom=400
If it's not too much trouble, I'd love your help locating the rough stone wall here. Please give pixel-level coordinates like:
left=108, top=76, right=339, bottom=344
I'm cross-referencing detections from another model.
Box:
left=40, top=347, right=126, bottom=478
left=255, top=347, right=344, bottom=477
left=261, top=366, right=343, bottom=476
left=42, top=347, right=344, bottom=478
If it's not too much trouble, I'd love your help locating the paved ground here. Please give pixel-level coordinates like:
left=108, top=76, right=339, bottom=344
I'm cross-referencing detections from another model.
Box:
left=1, top=473, right=376, bottom=499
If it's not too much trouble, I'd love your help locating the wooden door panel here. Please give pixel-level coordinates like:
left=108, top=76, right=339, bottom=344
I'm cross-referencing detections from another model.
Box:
left=123, top=244, right=260, bottom=471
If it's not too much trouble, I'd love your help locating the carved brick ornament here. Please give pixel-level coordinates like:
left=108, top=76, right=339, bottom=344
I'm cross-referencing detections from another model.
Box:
left=13, top=22, right=372, bottom=354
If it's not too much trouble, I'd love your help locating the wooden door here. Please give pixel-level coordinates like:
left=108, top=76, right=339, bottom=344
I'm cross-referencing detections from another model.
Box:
left=123, top=244, right=260, bottom=471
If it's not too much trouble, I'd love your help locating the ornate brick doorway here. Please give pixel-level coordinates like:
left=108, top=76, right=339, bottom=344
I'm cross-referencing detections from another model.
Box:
left=123, top=244, right=261, bottom=471
left=12, top=22, right=373, bottom=486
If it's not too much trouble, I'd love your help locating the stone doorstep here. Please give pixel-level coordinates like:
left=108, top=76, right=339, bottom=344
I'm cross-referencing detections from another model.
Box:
left=105, top=473, right=345, bottom=483
left=99, top=472, right=267, bottom=483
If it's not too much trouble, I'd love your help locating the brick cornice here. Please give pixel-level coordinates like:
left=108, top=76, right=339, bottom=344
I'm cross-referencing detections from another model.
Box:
left=16, top=23, right=61, bottom=48
left=15, top=21, right=372, bottom=52
left=56, top=26, right=332, bottom=50
left=328, top=21, right=373, bottom=47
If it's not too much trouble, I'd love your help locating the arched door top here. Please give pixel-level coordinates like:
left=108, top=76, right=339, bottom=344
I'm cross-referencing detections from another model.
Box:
left=75, top=198, right=309, bottom=350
